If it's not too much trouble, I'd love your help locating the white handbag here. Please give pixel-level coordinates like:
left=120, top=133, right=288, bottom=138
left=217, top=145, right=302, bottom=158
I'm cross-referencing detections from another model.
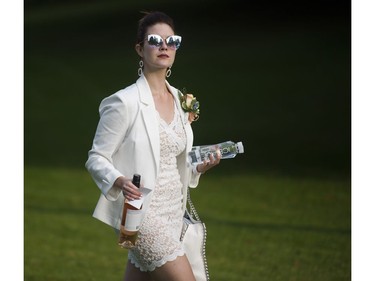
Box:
left=181, top=189, right=210, bottom=281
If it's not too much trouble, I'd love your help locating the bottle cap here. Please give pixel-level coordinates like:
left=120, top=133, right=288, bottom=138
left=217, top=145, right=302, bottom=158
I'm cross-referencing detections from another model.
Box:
left=236, top=142, right=244, bottom=153
left=132, top=174, right=141, bottom=188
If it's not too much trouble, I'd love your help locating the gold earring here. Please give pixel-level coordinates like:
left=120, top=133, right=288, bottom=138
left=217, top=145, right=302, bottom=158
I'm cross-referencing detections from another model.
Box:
left=166, top=67, right=172, bottom=78
left=138, top=60, right=143, bottom=77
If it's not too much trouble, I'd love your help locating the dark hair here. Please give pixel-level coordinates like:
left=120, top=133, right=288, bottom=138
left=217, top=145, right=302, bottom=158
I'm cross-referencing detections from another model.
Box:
left=136, top=11, right=176, bottom=45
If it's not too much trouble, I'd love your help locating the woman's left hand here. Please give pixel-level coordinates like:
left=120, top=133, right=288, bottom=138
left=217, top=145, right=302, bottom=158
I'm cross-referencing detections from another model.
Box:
left=196, top=150, right=221, bottom=174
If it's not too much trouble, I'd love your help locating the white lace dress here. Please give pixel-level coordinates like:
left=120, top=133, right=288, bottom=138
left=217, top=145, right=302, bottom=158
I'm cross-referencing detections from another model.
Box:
left=128, top=103, right=187, bottom=272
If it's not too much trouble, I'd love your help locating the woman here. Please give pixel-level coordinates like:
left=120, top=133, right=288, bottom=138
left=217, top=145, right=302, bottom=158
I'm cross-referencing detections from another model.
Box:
left=85, top=11, right=220, bottom=281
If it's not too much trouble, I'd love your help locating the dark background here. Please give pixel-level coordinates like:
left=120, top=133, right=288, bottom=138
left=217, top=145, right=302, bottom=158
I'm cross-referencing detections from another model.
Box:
left=24, top=0, right=351, bottom=177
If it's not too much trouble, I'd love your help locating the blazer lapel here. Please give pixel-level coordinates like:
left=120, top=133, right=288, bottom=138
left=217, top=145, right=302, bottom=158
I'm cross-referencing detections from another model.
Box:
left=136, top=75, right=160, bottom=173
left=168, top=84, right=188, bottom=125
left=167, top=82, right=194, bottom=152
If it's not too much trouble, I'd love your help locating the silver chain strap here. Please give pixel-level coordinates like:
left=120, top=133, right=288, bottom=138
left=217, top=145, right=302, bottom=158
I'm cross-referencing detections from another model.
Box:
left=185, top=188, right=210, bottom=280
left=186, top=187, right=201, bottom=221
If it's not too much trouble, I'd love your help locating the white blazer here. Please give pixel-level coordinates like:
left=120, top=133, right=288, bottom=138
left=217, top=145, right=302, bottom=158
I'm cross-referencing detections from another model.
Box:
left=85, top=75, right=201, bottom=230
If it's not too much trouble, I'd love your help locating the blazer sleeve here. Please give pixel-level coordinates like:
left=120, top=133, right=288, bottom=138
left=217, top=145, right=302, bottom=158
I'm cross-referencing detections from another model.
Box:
left=183, top=120, right=201, bottom=188
left=85, top=93, right=131, bottom=201
left=188, top=162, right=201, bottom=188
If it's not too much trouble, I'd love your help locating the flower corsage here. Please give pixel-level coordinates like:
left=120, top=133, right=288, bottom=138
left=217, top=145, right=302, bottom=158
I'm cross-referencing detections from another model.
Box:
left=178, top=89, right=200, bottom=123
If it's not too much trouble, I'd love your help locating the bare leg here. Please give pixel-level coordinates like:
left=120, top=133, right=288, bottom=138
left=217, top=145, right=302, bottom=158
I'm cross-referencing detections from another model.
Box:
left=123, top=260, right=152, bottom=281
left=150, top=255, right=195, bottom=281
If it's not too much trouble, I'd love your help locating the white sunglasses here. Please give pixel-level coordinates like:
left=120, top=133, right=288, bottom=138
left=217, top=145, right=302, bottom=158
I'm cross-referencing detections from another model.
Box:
left=146, top=34, right=182, bottom=50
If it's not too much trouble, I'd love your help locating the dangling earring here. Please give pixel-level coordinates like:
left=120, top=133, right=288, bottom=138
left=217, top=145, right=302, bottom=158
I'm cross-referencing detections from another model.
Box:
left=166, top=67, right=172, bottom=78
left=138, top=60, right=143, bottom=77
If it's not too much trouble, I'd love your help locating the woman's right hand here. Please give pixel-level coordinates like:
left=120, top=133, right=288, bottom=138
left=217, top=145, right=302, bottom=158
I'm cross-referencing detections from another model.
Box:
left=114, top=176, right=142, bottom=201
left=196, top=149, right=221, bottom=174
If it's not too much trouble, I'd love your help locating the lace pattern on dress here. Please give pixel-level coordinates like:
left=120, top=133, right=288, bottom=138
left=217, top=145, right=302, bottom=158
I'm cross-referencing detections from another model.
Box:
left=128, top=102, right=187, bottom=272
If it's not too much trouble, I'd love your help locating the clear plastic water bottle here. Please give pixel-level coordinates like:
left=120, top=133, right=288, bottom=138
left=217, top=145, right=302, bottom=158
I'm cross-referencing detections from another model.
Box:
left=188, top=141, right=244, bottom=164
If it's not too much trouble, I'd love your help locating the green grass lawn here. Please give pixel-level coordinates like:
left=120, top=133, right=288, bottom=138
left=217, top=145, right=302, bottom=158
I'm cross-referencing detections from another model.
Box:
left=24, top=167, right=350, bottom=281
